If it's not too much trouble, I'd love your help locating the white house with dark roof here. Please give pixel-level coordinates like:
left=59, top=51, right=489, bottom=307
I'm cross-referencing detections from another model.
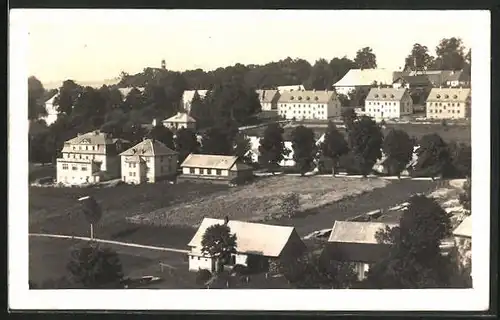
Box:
left=256, top=89, right=280, bottom=111
left=277, top=90, right=341, bottom=120
left=324, top=221, right=397, bottom=281
left=333, top=69, right=396, bottom=96
left=162, top=112, right=197, bottom=130
left=56, top=130, right=123, bottom=185
left=426, top=87, right=471, bottom=120
left=180, top=154, right=254, bottom=184
left=119, top=138, right=178, bottom=184
left=187, top=217, right=306, bottom=272
left=182, top=90, right=208, bottom=113
left=364, top=87, right=413, bottom=120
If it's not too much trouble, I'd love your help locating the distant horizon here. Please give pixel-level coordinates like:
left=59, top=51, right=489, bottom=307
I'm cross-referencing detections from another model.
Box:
left=18, top=9, right=474, bottom=88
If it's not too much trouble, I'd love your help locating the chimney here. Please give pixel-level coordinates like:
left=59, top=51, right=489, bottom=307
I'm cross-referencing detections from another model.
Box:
left=224, top=216, right=229, bottom=225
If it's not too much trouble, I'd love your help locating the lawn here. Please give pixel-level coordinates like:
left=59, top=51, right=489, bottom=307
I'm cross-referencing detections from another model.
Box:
left=128, top=175, right=391, bottom=228
left=29, top=181, right=229, bottom=247
left=29, top=163, right=56, bottom=182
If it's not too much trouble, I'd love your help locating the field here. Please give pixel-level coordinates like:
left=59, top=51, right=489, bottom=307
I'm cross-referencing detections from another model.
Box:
left=242, top=122, right=470, bottom=144
left=128, top=175, right=391, bottom=228
left=29, top=181, right=228, bottom=248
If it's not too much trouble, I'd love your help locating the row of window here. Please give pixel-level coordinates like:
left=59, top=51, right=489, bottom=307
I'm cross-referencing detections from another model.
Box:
left=367, top=101, right=411, bottom=106
left=279, top=104, right=326, bottom=109
left=72, top=145, right=99, bottom=151
left=189, top=168, right=222, bottom=175
left=428, top=102, right=463, bottom=107
left=64, top=153, right=98, bottom=160
left=428, top=109, right=461, bottom=114
left=61, top=164, right=88, bottom=171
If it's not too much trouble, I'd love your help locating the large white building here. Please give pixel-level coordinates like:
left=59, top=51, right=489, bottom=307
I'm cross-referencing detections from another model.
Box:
left=182, top=89, right=208, bottom=113
left=56, top=130, right=123, bottom=185
left=162, top=112, right=197, bottom=130
left=256, top=89, right=280, bottom=111
left=187, top=217, right=306, bottom=272
left=119, top=138, right=178, bottom=184
left=333, top=69, right=396, bottom=96
left=364, top=87, right=413, bottom=120
left=426, top=87, right=471, bottom=120
left=277, top=90, right=341, bottom=120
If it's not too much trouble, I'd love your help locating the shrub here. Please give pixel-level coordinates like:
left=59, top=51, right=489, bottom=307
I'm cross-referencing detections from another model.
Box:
left=196, top=269, right=212, bottom=285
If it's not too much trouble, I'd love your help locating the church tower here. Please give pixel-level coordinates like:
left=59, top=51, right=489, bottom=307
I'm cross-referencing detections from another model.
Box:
left=161, top=59, right=166, bottom=70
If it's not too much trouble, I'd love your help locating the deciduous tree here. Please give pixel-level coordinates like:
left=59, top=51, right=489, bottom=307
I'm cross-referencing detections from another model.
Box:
left=404, top=43, right=435, bottom=71
left=201, top=223, right=237, bottom=272
left=232, top=133, right=252, bottom=164
left=346, top=116, right=383, bottom=176
left=258, top=123, right=287, bottom=173
left=354, top=47, right=377, bottom=70
left=382, top=129, right=414, bottom=177
left=291, top=125, right=317, bottom=176
left=431, top=37, right=466, bottom=71
left=148, top=123, right=175, bottom=150
left=413, top=133, right=453, bottom=178
left=320, top=121, right=349, bottom=174
left=28, top=76, right=47, bottom=120
left=174, top=127, right=200, bottom=163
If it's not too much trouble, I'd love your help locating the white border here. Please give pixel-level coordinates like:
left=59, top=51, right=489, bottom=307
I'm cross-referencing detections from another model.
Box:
left=9, top=10, right=491, bottom=311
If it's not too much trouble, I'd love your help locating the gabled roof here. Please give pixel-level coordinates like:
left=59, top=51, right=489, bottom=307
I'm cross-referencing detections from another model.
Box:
left=181, top=154, right=239, bottom=170
left=188, top=218, right=300, bottom=257
left=118, top=87, right=145, bottom=98
left=256, top=89, right=279, bottom=103
left=333, top=69, right=396, bottom=87
left=328, top=221, right=398, bottom=244
left=278, top=90, right=336, bottom=104
left=366, top=87, right=409, bottom=101
left=426, top=88, right=471, bottom=102
left=65, top=130, right=114, bottom=145
left=164, top=112, right=196, bottom=123
left=119, top=138, right=177, bottom=157
left=453, top=216, right=471, bottom=238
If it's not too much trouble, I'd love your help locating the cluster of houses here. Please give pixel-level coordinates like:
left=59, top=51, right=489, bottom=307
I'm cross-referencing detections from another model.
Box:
left=186, top=214, right=472, bottom=283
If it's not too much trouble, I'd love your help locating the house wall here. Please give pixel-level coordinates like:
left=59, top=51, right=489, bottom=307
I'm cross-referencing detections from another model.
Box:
left=56, top=160, right=100, bottom=185
left=164, top=121, right=196, bottom=131
left=153, top=154, right=178, bottom=181
left=188, top=253, right=215, bottom=272
left=182, top=167, right=230, bottom=177
left=120, top=158, right=145, bottom=184
left=426, top=100, right=470, bottom=119
left=277, top=99, right=341, bottom=120
left=364, top=95, right=412, bottom=120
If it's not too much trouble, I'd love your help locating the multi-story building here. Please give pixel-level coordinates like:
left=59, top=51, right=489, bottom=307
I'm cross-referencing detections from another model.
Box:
left=162, top=112, right=197, bottom=130
left=333, top=69, right=396, bottom=96
left=364, top=87, right=413, bottom=120
left=119, top=138, right=178, bottom=184
left=426, top=87, right=471, bottom=120
left=256, top=89, right=280, bottom=111
left=277, top=90, right=341, bottom=120
left=56, top=130, right=123, bottom=185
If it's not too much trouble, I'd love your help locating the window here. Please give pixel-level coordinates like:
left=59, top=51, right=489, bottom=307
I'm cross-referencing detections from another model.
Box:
left=92, top=146, right=95, bottom=151
left=62, top=164, right=69, bottom=170
left=190, top=168, right=195, bottom=174
left=132, top=172, right=136, bottom=177
left=72, top=166, right=78, bottom=171
left=207, top=169, right=212, bottom=175
left=73, top=146, right=76, bottom=150
left=81, top=166, right=87, bottom=171
left=129, top=172, right=133, bottom=177
left=216, top=169, right=222, bottom=175
left=200, top=168, right=205, bottom=174
left=85, top=146, right=88, bottom=150
left=457, top=110, right=460, bottom=113
left=79, top=146, right=82, bottom=150
left=129, top=163, right=132, bottom=168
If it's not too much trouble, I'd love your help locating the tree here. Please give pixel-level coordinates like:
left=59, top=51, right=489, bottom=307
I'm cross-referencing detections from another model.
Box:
left=174, top=127, right=200, bottom=164
left=449, top=142, right=471, bottom=178
left=258, top=123, right=287, bottom=173
left=413, top=133, right=453, bottom=178
left=78, top=195, right=102, bottom=239
left=329, top=57, right=356, bottom=84
left=382, top=129, right=414, bottom=177
left=364, top=195, right=454, bottom=288
left=280, top=251, right=358, bottom=289
left=341, top=108, right=358, bottom=129
left=291, top=125, right=317, bottom=176
left=67, top=243, right=124, bottom=289
left=232, top=133, right=252, bottom=164
left=304, top=59, right=333, bottom=90
left=459, top=177, right=471, bottom=212
left=431, top=37, right=466, bottom=71
left=148, top=123, right=175, bottom=150
left=354, top=47, right=377, bottom=70
left=320, top=121, right=349, bottom=175
left=201, top=223, right=237, bottom=273
left=280, top=193, right=300, bottom=218
left=404, top=43, right=435, bottom=71
left=53, top=80, right=82, bottom=116
left=189, top=90, right=213, bottom=129
left=346, top=116, right=383, bottom=176
left=348, top=87, right=371, bottom=108
left=202, top=126, right=235, bottom=156
left=28, top=76, right=48, bottom=120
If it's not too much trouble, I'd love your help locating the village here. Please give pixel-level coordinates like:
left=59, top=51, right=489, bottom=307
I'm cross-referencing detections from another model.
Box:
left=28, top=36, right=473, bottom=290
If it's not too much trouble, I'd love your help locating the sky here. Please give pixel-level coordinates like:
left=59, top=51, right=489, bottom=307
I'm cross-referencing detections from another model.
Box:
left=16, top=9, right=477, bottom=88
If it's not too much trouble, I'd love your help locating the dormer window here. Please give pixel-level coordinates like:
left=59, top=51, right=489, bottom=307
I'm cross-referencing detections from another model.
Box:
left=298, top=96, right=303, bottom=100
left=436, top=94, right=441, bottom=98
left=390, top=94, right=395, bottom=98
left=315, top=96, right=319, bottom=101
left=306, top=96, right=310, bottom=100
left=290, top=96, right=294, bottom=100
left=453, top=95, right=458, bottom=99
left=375, top=94, right=379, bottom=98
left=445, top=94, right=449, bottom=98
left=382, top=94, right=387, bottom=98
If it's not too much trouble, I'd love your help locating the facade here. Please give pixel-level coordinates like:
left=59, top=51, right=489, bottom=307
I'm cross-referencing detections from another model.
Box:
left=119, top=138, right=178, bottom=184
left=256, top=89, right=280, bottom=111
left=277, top=90, right=341, bottom=120
left=56, top=130, right=123, bottom=185
left=187, top=218, right=306, bottom=272
left=364, top=87, right=413, bottom=120
left=277, top=84, right=305, bottom=93
left=162, top=112, right=197, bottom=130
left=180, top=154, right=254, bottom=184
left=324, top=221, right=397, bottom=281
left=333, top=69, right=396, bottom=96
left=182, top=90, right=208, bottom=113
left=426, top=88, right=471, bottom=119
left=445, top=70, right=471, bottom=87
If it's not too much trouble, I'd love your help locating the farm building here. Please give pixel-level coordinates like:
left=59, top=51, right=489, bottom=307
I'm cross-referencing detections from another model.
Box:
left=256, top=89, right=280, bottom=111
left=425, top=87, right=471, bottom=120
left=56, top=130, right=124, bottom=185
left=364, top=87, right=413, bottom=120
left=180, top=154, right=254, bottom=184
left=119, top=138, right=178, bottom=184
left=162, top=112, right=197, bottom=130
left=323, top=221, right=397, bottom=281
left=187, top=217, right=306, bottom=273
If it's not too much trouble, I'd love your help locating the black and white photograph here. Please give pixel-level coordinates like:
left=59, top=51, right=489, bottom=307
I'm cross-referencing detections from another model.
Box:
left=9, top=9, right=491, bottom=311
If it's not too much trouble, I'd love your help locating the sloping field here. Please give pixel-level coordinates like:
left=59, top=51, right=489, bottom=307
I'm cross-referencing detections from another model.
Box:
left=128, top=176, right=391, bottom=228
